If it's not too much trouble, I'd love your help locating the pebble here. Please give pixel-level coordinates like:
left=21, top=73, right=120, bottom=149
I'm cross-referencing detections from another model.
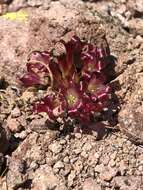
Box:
left=73, top=160, right=83, bottom=174
left=53, top=161, right=64, bottom=169
left=83, top=178, right=101, bottom=190
left=53, top=168, right=59, bottom=174
left=87, top=167, right=95, bottom=178
left=138, top=165, right=143, bottom=172
left=94, top=153, right=100, bottom=159
left=99, top=147, right=103, bottom=152
left=128, top=19, right=143, bottom=37
left=75, top=133, right=82, bottom=139
left=49, top=142, right=63, bottom=154
left=82, top=144, right=92, bottom=152
left=110, top=152, right=117, bottom=160
left=102, top=156, right=110, bottom=165
left=81, top=151, right=88, bottom=159
left=7, top=117, right=22, bottom=132
left=14, top=130, right=28, bottom=139
left=94, top=164, right=104, bottom=173
left=59, top=139, right=67, bottom=145
left=87, top=152, right=100, bottom=166
left=32, top=166, right=65, bottom=190
left=109, top=159, right=116, bottom=167
left=117, top=4, right=126, bottom=15
left=63, top=156, right=70, bottom=164
left=11, top=107, right=21, bottom=118
left=68, top=170, right=76, bottom=187
left=129, top=0, right=143, bottom=13
left=70, top=157, right=78, bottom=164
left=119, top=160, right=127, bottom=176
left=74, top=148, right=81, bottom=155
left=63, top=164, right=71, bottom=176
left=30, top=161, right=39, bottom=170
left=100, top=167, right=118, bottom=181
left=27, top=0, right=42, bottom=7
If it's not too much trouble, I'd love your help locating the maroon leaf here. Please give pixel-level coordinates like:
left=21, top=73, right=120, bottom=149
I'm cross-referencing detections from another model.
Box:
left=19, top=72, right=42, bottom=87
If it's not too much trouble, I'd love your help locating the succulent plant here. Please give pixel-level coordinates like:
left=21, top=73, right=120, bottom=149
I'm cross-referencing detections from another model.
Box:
left=19, top=35, right=111, bottom=124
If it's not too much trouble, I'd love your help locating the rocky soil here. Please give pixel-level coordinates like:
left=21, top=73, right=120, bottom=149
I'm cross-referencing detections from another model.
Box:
left=0, top=0, right=143, bottom=190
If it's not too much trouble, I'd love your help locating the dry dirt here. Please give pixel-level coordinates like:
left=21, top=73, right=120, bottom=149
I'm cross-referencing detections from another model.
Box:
left=0, top=0, right=143, bottom=190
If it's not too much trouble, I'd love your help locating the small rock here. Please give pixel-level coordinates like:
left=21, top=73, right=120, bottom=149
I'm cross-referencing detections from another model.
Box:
left=74, top=148, right=81, bottom=155
left=119, top=160, right=127, bottom=176
left=32, top=166, right=66, bottom=190
left=53, top=168, right=59, bottom=174
left=68, top=170, right=76, bottom=187
left=6, top=158, right=24, bottom=189
left=110, top=152, right=117, bottom=160
left=138, top=165, right=143, bottom=172
left=7, top=117, right=22, bottom=132
left=0, top=3, right=7, bottom=15
left=63, top=164, right=71, bottom=176
left=83, top=178, right=101, bottom=190
left=11, top=107, right=21, bottom=118
left=82, top=143, right=92, bottom=152
left=30, top=161, right=39, bottom=170
left=87, top=152, right=100, bottom=166
left=117, top=4, right=126, bottom=15
left=53, top=161, right=64, bottom=169
left=46, top=154, right=54, bottom=166
left=109, top=159, right=116, bottom=167
left=127, top=19, right=143, bottom=37
left=112, top=176, right=143, bottom=190
left=27, top=0, right=42, bottom=7
left=119, top=107, right=143, bottom=144
left=49, top=142, right=63, bottom=154
left=94, top=152, right=100, bottom=159
left=60, top=139, right=66, bottom=145
left=100, top=167, right=118, bottom=181
left=86, top=166, right=95, bottom=178
left=127, top=0, right=143, bottom=13
left=75, top=133, right=82, bottom=139
left=94, top=164, right=104, bottom=173
left=81, top=151, right=88, bottom=158
left=102, top=156, right=110, bottom=165
left=73, top=160, right=83, bottom=174
left=70, top=157, right=78, bottom=164
left=14, top=130, right=28, bottom=139
left=8, top=0, right=28, bottom=12
left=63, top=156, right=70, bottom=164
